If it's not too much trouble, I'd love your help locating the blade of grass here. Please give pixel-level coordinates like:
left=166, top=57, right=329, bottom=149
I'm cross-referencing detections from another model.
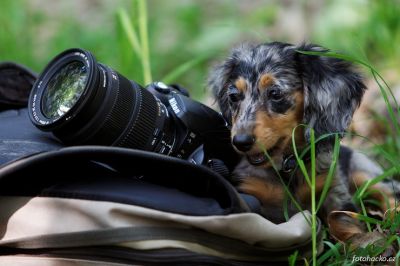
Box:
left=347, top=132, right=400, bottom=169
left=362, top=198, right=382, bottom=208
left=257, top=142, right=311, bottom=225
left=316, top=134, right=340, bottom=212
left=353, top=213, right=382, bottom=225
left=316, top=241, right=342, bottom=265
left=371, top=235, right=397, bottom=256
left=288, top=250, right=299, bottom=266
left=117, top=8, right=142, bottom=58
left=290, top=126, right=319, bottom=265
left=162, top=53, right=213, bottom=84
left=355, top=166, right=399, bottom=200
left=291, top=125, right=311, bottom=187
left=283, top=191, right=290, bottom=221
left=353, top=166, right=398, bottom=232
left=359, top=199, right=372, bottom=232
left=363, top=189, right=390, bottom=209
left=353, top=167, right=396, bottom=232
left=371, top=69, right=400, bottom=150
left=137, top=0, right=152, bottom=84
left=310, top=128, right=317, bottom=266
left=291, top=127, right=341, bottom=265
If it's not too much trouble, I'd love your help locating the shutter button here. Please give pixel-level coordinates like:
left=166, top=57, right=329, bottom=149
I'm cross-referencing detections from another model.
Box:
left=154, top=82, right=171, bottom=93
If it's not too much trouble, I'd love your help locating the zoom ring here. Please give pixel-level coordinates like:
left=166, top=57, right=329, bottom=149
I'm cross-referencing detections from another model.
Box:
left=87, top=72, right=135, bottom=146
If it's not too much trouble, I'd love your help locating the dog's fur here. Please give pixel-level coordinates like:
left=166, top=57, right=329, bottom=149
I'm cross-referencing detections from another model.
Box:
left=209, top=42, right=400, bottom=245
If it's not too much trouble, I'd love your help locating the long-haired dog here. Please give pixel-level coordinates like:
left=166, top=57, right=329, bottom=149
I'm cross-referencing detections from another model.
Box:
left=209, top=42, right=400, bottom=248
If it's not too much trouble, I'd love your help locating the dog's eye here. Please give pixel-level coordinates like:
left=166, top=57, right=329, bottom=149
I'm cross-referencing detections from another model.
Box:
left=228, top=85, right=243, bottom=103
left=267, top=86, right=283, bottom=101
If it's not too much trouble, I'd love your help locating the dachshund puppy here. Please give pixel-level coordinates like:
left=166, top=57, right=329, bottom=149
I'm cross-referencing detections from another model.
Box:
left=209, top=42, right=399, bottom=244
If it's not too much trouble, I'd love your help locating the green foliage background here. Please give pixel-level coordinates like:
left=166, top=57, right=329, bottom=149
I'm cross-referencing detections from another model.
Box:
left=2, top=0, right=399, bottom=100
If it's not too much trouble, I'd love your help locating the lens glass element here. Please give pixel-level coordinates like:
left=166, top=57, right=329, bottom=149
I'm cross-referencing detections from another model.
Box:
left=42, top=61, right=88, bottom=119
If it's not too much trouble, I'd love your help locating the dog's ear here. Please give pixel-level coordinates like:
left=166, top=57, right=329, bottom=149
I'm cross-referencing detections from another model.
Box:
left=296, top=44, right=367, bottom=145
left=208, top=62, right=234, bottom=121
left=208, top=44, right=254, bottom=122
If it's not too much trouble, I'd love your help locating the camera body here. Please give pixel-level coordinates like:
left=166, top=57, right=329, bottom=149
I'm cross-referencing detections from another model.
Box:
left=146, top=82, right=236, bottom=165
left=28, top=48, right=237, bottom=169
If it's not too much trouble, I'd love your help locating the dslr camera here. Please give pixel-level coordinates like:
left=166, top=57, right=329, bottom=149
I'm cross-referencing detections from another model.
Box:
left=28, top=48, right=236, bottom=168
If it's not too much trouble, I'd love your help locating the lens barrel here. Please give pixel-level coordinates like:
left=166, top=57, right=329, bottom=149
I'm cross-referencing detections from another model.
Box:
left=29, top=48, right=175, bottom=153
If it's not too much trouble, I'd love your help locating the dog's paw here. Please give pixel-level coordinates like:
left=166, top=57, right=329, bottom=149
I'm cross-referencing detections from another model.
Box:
left=328, top=211, right=397, bottom=256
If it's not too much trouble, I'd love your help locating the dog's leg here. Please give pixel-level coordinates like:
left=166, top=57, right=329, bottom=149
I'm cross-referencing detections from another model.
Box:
left=295, top=155, right=358, bottom=217
left=328, top=151, right=399, bottom=253
left=349, top=151, right=400, bottom=213
left=237, top=175, right=301, bottom=223
left=303, top=149, right=367, bottom=242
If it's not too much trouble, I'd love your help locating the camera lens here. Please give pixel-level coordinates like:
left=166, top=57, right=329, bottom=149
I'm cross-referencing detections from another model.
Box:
left=41, top=61, right=88, bottom=119
left=29, top=48, right=176, bottom=154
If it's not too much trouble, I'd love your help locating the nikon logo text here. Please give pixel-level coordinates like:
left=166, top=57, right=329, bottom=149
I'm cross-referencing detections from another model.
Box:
left=169, top=98, right=181, bottom=114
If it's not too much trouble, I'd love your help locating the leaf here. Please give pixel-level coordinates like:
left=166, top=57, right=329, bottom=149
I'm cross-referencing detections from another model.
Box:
left=161, top=53, right=213, bottom=84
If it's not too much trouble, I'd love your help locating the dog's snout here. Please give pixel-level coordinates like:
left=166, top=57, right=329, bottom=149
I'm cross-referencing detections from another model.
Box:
left=232, top=134, right=255, bottom=152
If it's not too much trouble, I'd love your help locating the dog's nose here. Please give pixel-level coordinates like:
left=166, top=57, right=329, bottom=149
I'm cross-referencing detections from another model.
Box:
left=232, top=134, right=255, bottom=152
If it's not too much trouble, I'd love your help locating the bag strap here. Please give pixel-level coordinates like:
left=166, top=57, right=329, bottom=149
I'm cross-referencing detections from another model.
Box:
left=0, top=62, right=37, bottom=110
left=0, top=146, right=251, bottom=214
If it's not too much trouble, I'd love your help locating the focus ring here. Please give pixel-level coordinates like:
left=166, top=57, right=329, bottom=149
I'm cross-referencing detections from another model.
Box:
left=116, top=80, right=158, bottom=150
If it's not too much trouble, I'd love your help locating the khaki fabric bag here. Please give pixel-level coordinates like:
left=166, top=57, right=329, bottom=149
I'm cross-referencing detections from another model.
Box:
left=0, top=196, right=318, bottom=265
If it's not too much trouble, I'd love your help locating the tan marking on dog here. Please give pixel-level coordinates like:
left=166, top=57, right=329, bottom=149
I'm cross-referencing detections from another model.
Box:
left=253, top=91, right=304, bottom=151
left=258, top=73, right=275, bottom=91
left=351, top=171, right=398, bottom=211
left=234, top=77, right=247, bottom=94
left=239, top=177, right=284, bottom=206
left=295, top=173, right=327, bottom=205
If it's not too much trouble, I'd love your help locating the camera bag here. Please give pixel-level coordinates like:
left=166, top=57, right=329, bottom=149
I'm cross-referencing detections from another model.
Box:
left=0, top=62, right=322, bottom=265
